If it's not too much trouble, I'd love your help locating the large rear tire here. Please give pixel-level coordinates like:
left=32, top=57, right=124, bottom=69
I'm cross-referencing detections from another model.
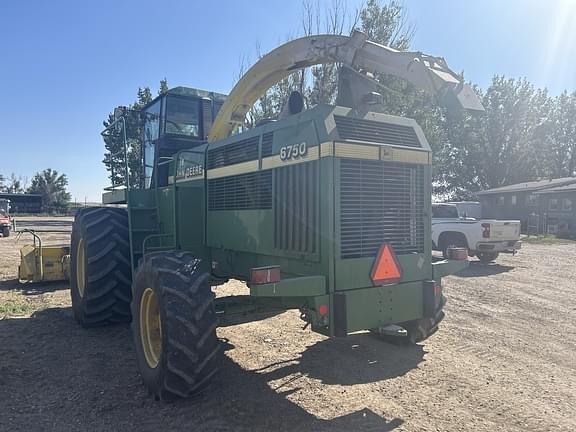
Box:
left=70, top=207, right=132, bottom=327
left=2, top=226, right=10, bottom=237
left=131, top=251, right=220, bottom=401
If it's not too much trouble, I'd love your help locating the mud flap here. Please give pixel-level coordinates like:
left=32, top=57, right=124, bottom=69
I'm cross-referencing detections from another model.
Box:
left=333, top=293, right=347, bottom=337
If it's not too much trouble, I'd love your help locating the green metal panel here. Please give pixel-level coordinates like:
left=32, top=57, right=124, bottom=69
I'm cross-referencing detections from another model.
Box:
left=249, top=276, right=326, bottom=297
left=432, top=259, right=468, bottom=280
left=207, top=210, right=274, bottom=253
left=339, top=282, right=423, bottom=333
left=333, top=254, right=432, bottom=290
left=156, top=186, right=174, bottom=244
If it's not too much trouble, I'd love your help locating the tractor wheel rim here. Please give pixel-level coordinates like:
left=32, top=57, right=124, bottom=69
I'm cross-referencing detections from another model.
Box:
left=76, top=238, right=86, bottom=298
left=140, top=288, right=162, bottom=369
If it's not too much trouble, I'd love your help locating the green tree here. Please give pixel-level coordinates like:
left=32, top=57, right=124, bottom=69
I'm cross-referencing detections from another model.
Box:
left=102, top=80, right=167, bottom=189
left=437, top=77, right=556, bottom=198
left=27, top=169, right=71, bottom=212
left=159, top=78, right=169, bottom=95
left=360, top=0, right=414, bottom=50
left=543, top=90, right=576, bottom=177
left=4, top=173, right=26, bottom=194
left=246, top=0, right=413, bottom=123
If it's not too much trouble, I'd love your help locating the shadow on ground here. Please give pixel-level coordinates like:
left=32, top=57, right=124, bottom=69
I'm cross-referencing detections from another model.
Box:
left=0, top=278, right=68, bottom=294
left=455, top=261, right=514, bottom=278
left=253, top=333, right=424, bottom=386
left=0, top=307, right=405, bottom=431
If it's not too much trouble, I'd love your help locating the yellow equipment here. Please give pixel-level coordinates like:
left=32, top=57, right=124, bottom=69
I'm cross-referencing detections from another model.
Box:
left=17, top=229, right=70, bottom=283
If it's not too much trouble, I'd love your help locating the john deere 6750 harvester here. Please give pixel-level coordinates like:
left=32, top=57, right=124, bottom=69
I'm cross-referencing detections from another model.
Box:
left=70, top=31, right=482, bottom=400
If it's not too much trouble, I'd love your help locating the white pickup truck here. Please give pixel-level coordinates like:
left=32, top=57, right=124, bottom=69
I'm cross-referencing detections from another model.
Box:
left=432, top=203, right=522, bottom=263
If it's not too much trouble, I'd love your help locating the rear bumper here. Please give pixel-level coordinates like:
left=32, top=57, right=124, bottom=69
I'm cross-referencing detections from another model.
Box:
left=474, top=240, right=522, bottom=253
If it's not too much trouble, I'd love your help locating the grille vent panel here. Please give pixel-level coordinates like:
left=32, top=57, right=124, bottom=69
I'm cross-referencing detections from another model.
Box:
left=262, top=132, right=274, bottom=157
left=208, top=171, right=272, bottom=210
left=207, top=136, right=259, bottom=169
left=340, top=159, right=425, bottom=258
left=201, top=99, right=212, bottom=139
left=334, top=116, right=421, bottom=148
left=274, top=161, right=318, bottom=254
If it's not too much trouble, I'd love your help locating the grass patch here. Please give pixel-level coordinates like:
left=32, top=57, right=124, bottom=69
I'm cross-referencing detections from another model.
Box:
left=0, top=292, right=44, bottom=318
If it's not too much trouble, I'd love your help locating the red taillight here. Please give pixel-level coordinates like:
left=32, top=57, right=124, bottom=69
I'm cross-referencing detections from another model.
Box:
left=481, top=223, right=491, bottom=238
left=434, top=281, right=442, bottom=298
left=250, top=266, right=281, bottom=285
left=318, top=304, right=329, bottom=316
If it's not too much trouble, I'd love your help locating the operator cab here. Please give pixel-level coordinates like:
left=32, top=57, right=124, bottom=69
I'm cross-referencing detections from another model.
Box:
left=141, top=87, right=226, bottom=188
left=0, top=199, right=10, bottom=216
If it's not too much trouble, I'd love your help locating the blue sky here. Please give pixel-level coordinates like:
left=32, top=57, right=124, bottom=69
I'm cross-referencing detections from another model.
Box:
left=1, top=0, right=575, bottom=202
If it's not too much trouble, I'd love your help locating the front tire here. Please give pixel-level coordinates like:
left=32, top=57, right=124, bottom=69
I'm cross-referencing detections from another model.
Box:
left=70, top=207, right=132, bottom=327
left=132, top=251, right=220, bottom=401
left=2, top=226, right=9, bottom=237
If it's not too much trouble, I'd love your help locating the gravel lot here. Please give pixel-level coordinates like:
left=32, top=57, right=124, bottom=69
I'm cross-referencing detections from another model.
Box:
left=1, top=216, right=575, bottom=431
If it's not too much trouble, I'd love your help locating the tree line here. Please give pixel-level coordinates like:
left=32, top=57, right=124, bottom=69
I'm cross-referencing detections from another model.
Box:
left=0, top=169, right=71, bottom=212
left=102, top=1, right=576, bottom=200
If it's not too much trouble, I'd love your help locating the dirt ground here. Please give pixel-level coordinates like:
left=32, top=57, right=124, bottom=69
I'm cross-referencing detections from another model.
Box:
left=1, top=216, right=575, bottom=431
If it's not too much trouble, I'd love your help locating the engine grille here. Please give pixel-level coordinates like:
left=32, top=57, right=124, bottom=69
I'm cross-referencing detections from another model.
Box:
left=262, top=132, right=274, bottom=157
left=208, top=171, right=272, bottom=210
left=207, top=136, right=259, bottom=169
left=340, top=159, right=425, bottom=258
left=334, top=115, right=421, bottom=148
left=274, top=161, right=318, bottom=254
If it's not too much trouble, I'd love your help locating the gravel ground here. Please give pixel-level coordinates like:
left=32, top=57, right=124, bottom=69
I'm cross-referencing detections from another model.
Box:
left=0, top=216, right=575, bottom=431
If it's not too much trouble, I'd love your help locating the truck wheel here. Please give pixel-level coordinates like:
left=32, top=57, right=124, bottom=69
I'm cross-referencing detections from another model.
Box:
left=132, top=251, right=220, bottom=401
left=2, top=226, right=9, bottom=237
left=70, top=207, right=132, bottom=327
left=478, top=252, right=499, bottom=263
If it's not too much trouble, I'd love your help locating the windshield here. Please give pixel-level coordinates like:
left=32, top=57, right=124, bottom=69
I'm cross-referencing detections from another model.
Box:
left=165, top=96, right=200, bottom=137
left=0, top=200, right=9, bottom=215
left=432, top=204, right=459, bottom=218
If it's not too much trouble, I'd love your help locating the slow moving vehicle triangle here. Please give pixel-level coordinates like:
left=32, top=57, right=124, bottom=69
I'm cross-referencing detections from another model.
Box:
left=370, top=243, right=402, bottom=285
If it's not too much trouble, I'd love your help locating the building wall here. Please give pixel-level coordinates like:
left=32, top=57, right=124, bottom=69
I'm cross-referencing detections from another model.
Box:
left=479, top=191, right=540, bottom=231
left=0, top=194, right=43, bottom=214
left=538, top=192, right=576, bottom=238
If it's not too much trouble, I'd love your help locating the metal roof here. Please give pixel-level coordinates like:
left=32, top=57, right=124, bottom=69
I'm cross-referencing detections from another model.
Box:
left=476, top=177, right=576, bottom=195
left=535, top=184, right=576, bottom=194
left=0, top=193, right=42, bottom=198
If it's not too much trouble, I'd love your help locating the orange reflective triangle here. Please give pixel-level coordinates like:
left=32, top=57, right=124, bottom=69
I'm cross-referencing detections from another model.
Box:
left=370, top=243, right=402, bottom=285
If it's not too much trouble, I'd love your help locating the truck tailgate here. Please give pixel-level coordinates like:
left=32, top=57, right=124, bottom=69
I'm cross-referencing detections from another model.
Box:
left=486, top=221, right=520, bottom=241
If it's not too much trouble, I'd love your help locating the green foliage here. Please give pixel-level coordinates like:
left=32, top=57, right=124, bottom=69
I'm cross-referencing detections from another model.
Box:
left=102, top=81, right=167, bottom=188
left=360, top=0, right=414, bottom=50
left=159, top=78, right=169, bottom=95
left=27, top=168, right=71, bottom=212
left=3, top=173, right=26, bottom=193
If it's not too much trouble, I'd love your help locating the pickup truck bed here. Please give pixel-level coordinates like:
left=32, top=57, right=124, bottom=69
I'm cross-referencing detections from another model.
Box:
left=432, top=204, right=521, bottom=263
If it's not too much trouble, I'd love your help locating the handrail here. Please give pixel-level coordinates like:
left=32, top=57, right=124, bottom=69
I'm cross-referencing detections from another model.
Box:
left=16, top=229, right=43, bottom=281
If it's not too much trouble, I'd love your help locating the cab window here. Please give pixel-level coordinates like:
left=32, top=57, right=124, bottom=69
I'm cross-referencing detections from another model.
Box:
left=432, top=205, right=459, bottom=218
left=165, top=96, right=200, bottom=137
left=143, top=100, right=161, bottom=188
